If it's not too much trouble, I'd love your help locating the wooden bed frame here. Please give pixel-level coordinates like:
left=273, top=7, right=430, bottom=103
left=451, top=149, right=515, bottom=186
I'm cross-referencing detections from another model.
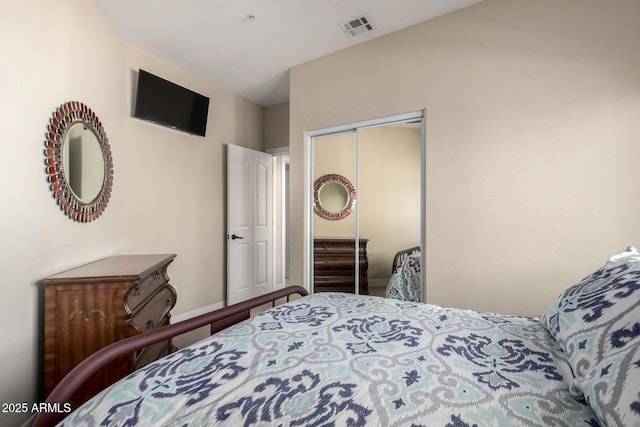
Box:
left=33, top=285, right=309, bottom=427
left=391, top=246, right=420, bottom=273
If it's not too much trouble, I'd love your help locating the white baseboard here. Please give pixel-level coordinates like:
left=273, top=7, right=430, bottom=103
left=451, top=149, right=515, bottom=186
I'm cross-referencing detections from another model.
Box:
left=171, top=283, right=296, bottom=323
left=171, top=301, right=225, bottom=324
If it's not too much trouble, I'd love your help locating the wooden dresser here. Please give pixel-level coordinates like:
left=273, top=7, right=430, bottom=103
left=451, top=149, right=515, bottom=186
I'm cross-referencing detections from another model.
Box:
left=314, top=238, right=369, bottom=294
left=42, top=254, right=177, bottom=405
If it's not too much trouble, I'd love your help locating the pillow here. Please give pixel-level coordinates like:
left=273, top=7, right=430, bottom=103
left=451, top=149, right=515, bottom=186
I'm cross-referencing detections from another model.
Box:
left=606, top=246, right=640, bottom=264
left=540, top=246, right=640, bottom=374
left=539, top=247, right=640, bottom=424
left=574, top=340, right=640, bottom=425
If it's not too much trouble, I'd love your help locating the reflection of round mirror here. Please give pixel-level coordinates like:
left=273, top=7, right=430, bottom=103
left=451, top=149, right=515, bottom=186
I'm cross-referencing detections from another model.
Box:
left=63, top=123, right=106, bottom=203
left=44, top=101, right=113, bottom=222
left=313, top=174, right=356, bottom=220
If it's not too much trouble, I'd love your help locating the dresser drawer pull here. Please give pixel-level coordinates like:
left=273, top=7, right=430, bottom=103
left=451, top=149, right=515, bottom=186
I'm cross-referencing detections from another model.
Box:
left=133, top=285, right=141, bottom=296
left=146, top=319, right=155, bottom=330
left=154, top=271, right=161, bottom=279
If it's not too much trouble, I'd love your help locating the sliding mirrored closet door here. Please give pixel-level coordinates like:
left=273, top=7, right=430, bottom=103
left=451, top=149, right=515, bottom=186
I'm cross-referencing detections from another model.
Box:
left=309, top=111, right=425, bottom=299
left=312, top=131, right=363, bottom=294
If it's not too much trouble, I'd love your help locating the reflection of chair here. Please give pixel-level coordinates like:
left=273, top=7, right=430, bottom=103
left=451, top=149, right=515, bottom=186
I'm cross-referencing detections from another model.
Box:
left=391, top=246, right=421, bottom=273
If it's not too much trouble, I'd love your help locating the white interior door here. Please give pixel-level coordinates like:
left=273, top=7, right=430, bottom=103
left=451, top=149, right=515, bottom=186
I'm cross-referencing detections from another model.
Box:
left=227, top=144, right=274, bottom=305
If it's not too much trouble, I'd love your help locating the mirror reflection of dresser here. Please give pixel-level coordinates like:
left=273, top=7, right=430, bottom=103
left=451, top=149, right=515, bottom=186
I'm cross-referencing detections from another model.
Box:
left=313, top=238, right=369, bottom=294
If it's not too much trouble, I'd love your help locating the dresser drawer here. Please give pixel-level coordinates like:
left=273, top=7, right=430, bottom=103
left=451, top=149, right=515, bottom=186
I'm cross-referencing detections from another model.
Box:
left=314, top=257, right=367, bottom=271
left=314, top=276, right=355, bottom=286
left=314, top=275, right=367, bottom=285
left=129, top=286, right=176, bottom=333
left=314, top=239, right=369, bottom=295
left=126, top=268, right=167, bottom=311
left=314, top=242, right=366, bottom=255
left=136, top=339, right=170, bottom=368
left=42, top=254, right=177, bottom=405
left=135, top=316, right=170, bottom=368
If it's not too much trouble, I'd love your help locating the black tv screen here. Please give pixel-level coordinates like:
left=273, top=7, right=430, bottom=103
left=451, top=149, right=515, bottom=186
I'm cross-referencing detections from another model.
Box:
left=134, top=69, right=209, bottom=137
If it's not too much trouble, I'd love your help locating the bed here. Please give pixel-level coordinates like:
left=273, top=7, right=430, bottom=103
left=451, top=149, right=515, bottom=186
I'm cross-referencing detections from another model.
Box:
left=34, top=247, right=640, bottom=426
left=386, top=246, right=421, bottom=301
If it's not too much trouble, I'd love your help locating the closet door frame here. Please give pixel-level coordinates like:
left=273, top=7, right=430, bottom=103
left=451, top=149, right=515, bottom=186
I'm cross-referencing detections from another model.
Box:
left=306, top=110, right=426, bottom=301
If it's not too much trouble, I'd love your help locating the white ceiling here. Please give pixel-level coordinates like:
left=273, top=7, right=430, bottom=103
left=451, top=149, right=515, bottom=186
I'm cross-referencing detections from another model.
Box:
left=96, top=0, right=482, bottom=107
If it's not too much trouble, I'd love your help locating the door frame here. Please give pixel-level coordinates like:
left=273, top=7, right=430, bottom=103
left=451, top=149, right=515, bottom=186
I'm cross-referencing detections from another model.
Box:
left=266, top=146, right=290, bottom=291
left=305, top=110, right=427, bottom=301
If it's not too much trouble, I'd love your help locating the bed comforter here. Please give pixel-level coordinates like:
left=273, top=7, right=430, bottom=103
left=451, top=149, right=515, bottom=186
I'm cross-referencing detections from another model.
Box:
left=386, top=252, right=421, bottom=302
left=58, top=292, right=599, bottom=426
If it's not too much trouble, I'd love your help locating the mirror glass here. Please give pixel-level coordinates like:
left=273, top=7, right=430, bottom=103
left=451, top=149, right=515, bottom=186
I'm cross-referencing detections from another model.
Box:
left=63, top=123, right=105, bottom=203
left=311, top=117, right=423, bottom=298
left=313, top=173, right=356, bottom=220
left=44, top=101, right=113, bottom=222
left=318, top=181, right=349, bottom=213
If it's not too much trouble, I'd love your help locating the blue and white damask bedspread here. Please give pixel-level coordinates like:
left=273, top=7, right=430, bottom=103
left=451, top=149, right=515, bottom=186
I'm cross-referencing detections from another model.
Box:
left=59, top=293, right=599, bottom=426
left=386, top=252, right=421, bottom=302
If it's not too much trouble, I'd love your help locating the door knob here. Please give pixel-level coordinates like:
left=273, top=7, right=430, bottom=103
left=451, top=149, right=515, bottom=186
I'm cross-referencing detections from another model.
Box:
left=227, top=234, right=244, bottom=240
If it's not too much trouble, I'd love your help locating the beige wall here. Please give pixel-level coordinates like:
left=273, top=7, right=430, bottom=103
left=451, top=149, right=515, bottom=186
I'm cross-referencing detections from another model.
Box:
left=1, top=3, right=124, bottom=425
left=265, top=101, right=290, bottom=150
left=0, top=1, right=263, bottom=425
left=121, top=45, right=264, bottom=312
left=290, top=0, right=640, bottom=316
left=313, top=126, right=421, bottom=281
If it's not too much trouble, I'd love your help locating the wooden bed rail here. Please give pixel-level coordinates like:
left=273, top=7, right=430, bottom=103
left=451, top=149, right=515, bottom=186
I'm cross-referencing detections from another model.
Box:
left=33, top=285, right=308, bottom=427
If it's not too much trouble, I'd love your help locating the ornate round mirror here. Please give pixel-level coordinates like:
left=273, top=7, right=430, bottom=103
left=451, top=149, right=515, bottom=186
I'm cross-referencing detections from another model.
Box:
left=44, top=101, right=113, bottom=222
left=313, top=174, right=356, bottom=220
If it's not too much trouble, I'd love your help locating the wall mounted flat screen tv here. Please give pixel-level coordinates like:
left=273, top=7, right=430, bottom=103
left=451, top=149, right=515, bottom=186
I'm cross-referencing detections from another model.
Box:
left=134, top=69, right=210, bottom=137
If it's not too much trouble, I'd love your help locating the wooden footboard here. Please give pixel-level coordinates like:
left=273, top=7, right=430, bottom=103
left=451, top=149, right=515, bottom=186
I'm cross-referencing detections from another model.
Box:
left=33, top=285, right=308, bottom=427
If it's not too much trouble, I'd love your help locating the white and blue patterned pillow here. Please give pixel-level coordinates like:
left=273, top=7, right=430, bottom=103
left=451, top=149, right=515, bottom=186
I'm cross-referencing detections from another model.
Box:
left=576, top=341, right=640, bottom=426
left=539, top=247, right=640, bottom=425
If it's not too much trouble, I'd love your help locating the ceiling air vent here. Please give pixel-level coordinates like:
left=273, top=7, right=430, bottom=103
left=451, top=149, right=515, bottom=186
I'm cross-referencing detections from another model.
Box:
left=339, top=16, right=374, bottom=39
